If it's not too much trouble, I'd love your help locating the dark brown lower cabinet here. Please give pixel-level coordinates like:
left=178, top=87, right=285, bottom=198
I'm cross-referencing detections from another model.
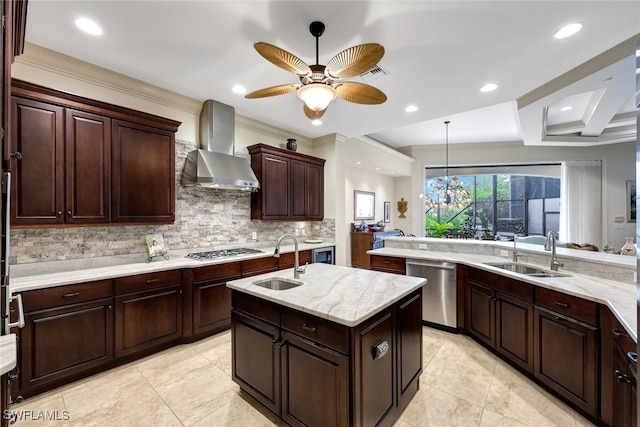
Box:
left=533, top=306, right=598, bottom=417
left=231, top=289, right=422, bottom=427
left=192, top=262, right=242, bottom=336
left=21, top=298, right=114, bottom=394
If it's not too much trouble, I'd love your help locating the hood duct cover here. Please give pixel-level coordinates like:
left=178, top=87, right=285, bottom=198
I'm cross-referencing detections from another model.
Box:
left=181, top=100, right=260, bottom=191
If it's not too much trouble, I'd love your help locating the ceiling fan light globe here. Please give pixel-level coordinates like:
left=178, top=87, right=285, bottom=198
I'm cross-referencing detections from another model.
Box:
left=297, top=83, right=337, bottom=111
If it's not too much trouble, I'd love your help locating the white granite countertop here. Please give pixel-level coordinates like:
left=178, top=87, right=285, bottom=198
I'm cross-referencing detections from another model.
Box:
left=226, top=263, right=426, bottom=327
left=0, top=333, right=17, bottom=376
left=369, top=246, right=637, bottom=342
left=9, top=241, right=335, bottom=294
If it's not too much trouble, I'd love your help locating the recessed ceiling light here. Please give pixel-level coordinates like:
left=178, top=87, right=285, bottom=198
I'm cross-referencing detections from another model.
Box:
left=553, top=23, right=582, bottom=39
left=75, top=17, right=102, bottom=36
left=232, top=85, right=246, bottom=94
left=560, top=106, right=573, bottom=111
left=405, top=105, right=418, bottom=113
left=375, top=167, right=380, bottom=170
left=356, top=161, right=361, bottom=165
left=311, top=120, right=322, bottom=126
left=480, top=83, right=498, bottom=92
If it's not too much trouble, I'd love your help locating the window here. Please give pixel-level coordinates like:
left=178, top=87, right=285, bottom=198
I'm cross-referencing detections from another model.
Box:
left=424, top=170, right=561, bottom=239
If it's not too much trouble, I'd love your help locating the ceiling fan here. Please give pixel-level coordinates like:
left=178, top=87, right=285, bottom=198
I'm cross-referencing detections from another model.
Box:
left=245, top=21, right=387, bottom=120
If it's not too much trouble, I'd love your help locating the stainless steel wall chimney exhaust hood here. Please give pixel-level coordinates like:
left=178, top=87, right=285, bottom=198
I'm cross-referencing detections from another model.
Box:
left=181, top=100, right=260, bottom=191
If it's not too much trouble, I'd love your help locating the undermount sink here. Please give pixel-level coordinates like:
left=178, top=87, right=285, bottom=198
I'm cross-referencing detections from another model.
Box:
left=483, top=262, right=570, bottom=278
left=252, top=277, right=304, bottom=290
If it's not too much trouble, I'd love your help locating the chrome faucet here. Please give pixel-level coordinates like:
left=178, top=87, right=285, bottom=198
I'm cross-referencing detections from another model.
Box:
left=274, top=234, right=308, bottom=279
left=543, top=231, right=552, bottom=251
left=512, top=236, right=521, bottom=262
left=548, top=231, right=564, bottom=271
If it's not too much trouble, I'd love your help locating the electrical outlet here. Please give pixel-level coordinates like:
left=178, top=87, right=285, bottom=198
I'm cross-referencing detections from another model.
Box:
left=615, top=223, right=624, bottom=230
left=251, top=231, right=257, bottom=240
left=418, top=244, right=428, bottom=250
left=500, top=250, right=509, bottom=257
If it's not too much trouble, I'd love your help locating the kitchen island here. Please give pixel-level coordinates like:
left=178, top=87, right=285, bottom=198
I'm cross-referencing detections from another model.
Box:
left=226, top=263, right=426, bottom=427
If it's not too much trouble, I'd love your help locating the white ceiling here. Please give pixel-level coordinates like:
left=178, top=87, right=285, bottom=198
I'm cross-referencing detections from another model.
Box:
left=22, top=1, right=640, bottom=149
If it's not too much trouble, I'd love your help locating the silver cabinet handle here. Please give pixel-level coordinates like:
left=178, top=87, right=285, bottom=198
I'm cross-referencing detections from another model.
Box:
left=8, top=294, right=25, bottom=329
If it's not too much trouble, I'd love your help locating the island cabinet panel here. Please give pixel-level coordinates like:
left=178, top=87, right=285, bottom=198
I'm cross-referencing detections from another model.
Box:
left=191, top=262, right=241, bottom=336
left=533, top=306, right=598, bottom=417
left=396, top=290, right=423, bottom=405
left=601, top=306, right=638, bottom=427
left=465, top=268, right=534, bottom=373
left=248, top=143, right=325, bottom=221
left=111, top=119, right=175, bottom=223
left=114, top=271, right=183, bottom=358
left=281, top=330, right=349, bottom=427
left=232, top=309, right=281, bottom=415
left=18, top=280, right=114, bottom=397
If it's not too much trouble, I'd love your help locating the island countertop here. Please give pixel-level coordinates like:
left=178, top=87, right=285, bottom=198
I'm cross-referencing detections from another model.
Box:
left=226, top=263, right=426, bottom=327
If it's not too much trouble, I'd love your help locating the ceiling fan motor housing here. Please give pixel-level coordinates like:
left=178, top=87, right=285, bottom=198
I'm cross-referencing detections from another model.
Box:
left=309, top=21, right=325, bottom=38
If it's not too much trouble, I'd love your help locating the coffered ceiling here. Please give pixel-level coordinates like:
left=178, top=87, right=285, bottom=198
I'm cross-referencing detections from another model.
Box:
left=21, top=1, right=640, bottom=149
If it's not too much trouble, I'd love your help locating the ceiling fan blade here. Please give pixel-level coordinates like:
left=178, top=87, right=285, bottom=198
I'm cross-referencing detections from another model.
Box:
left=303, top=105, right=327, bottom=120
left=254, top=42, right=312, bottom=76
left=245, top=84, right=301, bottom=99
left=335, top=82, right=387, bottom=104
left=326, top=43, right=384, bottom=79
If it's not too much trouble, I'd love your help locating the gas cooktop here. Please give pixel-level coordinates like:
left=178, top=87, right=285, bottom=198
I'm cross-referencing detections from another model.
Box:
left=186, top=248, right=264, bottom=260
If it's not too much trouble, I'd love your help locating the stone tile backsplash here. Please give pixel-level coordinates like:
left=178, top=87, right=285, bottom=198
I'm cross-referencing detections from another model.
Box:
left=10, top=139, right=335, bottom=265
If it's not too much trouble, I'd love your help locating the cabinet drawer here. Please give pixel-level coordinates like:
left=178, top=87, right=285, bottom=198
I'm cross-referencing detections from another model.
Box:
left=370, top=256, right=406, bottom=274
left=535, top=287, right=597, bottom=326
left=468, top=267, right=534, bottom=302
left=232, top=291, right=280, bottom=326
left=278, top=250, right=312, bottom=270
left=241, top=257, right=278, bottom=277
left=21, top=280, right=113, bottom=312
left=192, top=261, right=242, bottom=283
left=115, top=269, right=182, bottom=295
left=611, top=312, right=636, bottom=354
left=281, top=307, right=349, bottom=354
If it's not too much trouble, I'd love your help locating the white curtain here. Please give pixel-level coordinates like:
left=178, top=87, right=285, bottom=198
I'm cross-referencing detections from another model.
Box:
left=559, top=160, right=602, bottom=245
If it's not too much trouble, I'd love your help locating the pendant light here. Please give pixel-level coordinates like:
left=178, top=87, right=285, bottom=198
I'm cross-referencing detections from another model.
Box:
left=426, top=121, right=471, bottom=210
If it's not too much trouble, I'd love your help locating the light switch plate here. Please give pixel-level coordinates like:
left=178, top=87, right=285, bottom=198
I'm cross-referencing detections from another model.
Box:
left=615, top=223, right=624, bottom=230
left=614, top=215, right=624, bottom=223
left=500, top=250, right=509, bottom=257
left=418, top=244, right=428, bottom=249
left=251, top=231, right=257, bottom=240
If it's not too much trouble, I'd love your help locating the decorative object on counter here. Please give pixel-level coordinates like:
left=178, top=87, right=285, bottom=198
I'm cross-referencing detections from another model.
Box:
left=626, top=180, right=636, bottom=222
left=384, top=201, right=390, bottom=223
left=603, top=242, right=616, bottom=254
left=354, top=190, right=375, bottom=220
left=145, top=233, right=169, bottom=262
left=566, top=243, right=599, bottom=251
left=285, top=138, right=297, bottom=151
left=397, top=197, right=408, bottom=218
left=423, top=121, right=471, bottom=210
left=459, top=218, right=475, bottom=239
left=620, top=237, right=636, bottom=256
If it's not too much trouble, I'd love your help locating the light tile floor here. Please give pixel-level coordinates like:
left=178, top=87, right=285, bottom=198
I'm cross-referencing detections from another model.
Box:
left=11, top=327, right=596, bottom=427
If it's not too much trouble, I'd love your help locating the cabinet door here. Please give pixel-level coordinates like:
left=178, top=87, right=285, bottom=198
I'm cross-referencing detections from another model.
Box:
left=192, top=282, right=232, bottom=335
left=290, top=159, right=306, bottom=219
left=65, top=109, right=111, bottom=223
left=281, top=330, right=349, bottom=427
left=21, top=298, right=114, bottom=393
left=533, top=306, right=597, bottom=416
left=612, top=342, right=632, bottom=427
left=114, top=284, right=183, bottom=357
left=10, top=96, right=64, bottom=225
left=465, top=281, right=495, bottom=348
left=397, top=290, right=422, bottom=407
left=290, top=160, right=324, bottom=220
left=232, top=310, right=281, bottom=415
left=495, top=291, right=534, bottom=373
left=260, top=154, right=290, bottom=220
left=111, top=119, right=175, bottom=223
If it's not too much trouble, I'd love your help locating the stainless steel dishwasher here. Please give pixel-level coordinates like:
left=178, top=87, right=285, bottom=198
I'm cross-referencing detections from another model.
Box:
left=406, top=259, right=458, bottom=332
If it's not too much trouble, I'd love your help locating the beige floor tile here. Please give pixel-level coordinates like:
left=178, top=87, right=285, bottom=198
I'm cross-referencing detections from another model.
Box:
left=137, top=345, right=211, bottom=395
left=159, top=364, right=238, bottom=425
left=484, top=362, right=576, bottom=426
left=62, top=365, right=159, bottom=427
left=479, top=408, right=529, bottom=427
left=429, top=335, right=498, bottom=374
left=398, top=385, right=484, bottom=427
left=11, top=391, right=69, bottom=427
left=422, top=354, right=494, bottom=406
left=191, top=391, right=285, bottom=427
left=191, top=330, right=233, bottom=375
left=93, top=395, right=182, bottom=427
left=421, top=329, right=448, bottom=366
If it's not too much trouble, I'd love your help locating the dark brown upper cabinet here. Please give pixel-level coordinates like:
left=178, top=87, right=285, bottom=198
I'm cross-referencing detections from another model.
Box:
left=248, top=144, right=325, bottom=221
left=8, top=79, right=180, bottom=227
